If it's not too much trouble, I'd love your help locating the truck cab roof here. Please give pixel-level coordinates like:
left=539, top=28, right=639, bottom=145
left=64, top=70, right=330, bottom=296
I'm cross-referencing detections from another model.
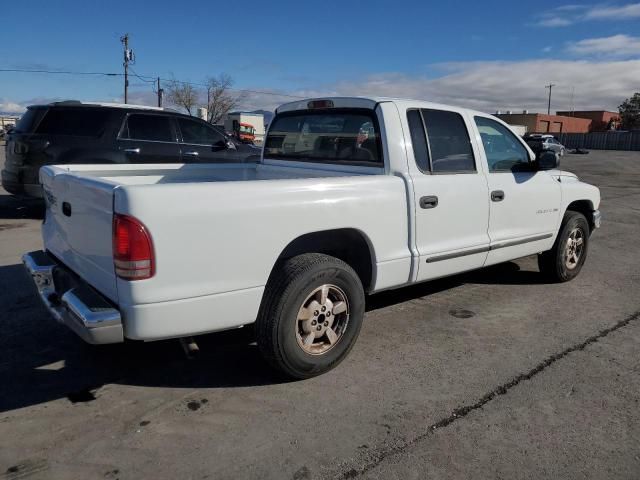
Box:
left=275, top=96, right=490, bottom=118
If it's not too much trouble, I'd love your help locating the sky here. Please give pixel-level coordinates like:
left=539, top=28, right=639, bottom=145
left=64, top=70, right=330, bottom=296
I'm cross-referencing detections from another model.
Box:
left=1, top=0, right=639, bottom=115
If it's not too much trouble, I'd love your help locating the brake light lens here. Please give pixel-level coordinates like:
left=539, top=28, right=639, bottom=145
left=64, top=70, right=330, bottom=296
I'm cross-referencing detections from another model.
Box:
left=307, top=100, right=334, bottom=109
left=113, top=214, right=154, bottom=280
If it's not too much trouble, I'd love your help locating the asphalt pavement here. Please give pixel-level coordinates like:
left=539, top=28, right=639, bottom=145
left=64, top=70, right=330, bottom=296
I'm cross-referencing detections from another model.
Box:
left=0, top=148, right=638, bottom=479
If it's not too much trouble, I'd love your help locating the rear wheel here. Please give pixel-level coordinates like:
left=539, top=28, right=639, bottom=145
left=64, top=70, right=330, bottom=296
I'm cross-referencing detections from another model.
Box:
left=256, top=253, right=365, bottom=379
left=538, top=211, right=589, bottom=282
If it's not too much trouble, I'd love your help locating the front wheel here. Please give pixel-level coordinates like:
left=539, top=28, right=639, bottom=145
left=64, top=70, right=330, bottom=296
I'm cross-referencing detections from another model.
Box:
left=256, top=253, right=365, bottom=379
left=538, top=211, right=589, bottom=282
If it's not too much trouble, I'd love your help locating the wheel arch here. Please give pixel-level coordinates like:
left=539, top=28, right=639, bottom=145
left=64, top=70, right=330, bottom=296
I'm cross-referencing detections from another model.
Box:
left=565, top=199, right=595, bottom=232
left=273, top=228, right=376, bottom=292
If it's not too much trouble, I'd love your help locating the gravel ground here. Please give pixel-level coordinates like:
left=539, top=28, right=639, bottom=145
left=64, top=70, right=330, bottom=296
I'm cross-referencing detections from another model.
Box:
left=0, top=149, right=638, bottom=480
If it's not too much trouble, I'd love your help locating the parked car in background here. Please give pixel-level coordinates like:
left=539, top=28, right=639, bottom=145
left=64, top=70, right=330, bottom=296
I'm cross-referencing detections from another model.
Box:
left=2, top=101, right=260, bottom=197
left=524, top=134, right=565, bottom=157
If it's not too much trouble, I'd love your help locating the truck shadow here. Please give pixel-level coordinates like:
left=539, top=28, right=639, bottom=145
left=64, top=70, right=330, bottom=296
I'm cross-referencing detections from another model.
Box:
left=0, top=194, right=45, bottom=220
left=0, top=259, right=548, bottom=412
left=366, top=261, right=549, bottom=312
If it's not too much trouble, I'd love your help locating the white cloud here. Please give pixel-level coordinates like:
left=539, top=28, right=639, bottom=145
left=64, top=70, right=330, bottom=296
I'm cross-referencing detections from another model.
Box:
left=567, top=34, right=640, bottom=57
left=585, top=3, right=640, bottom=19
left=3, top=59, right=638, bottom=118
left=534, top=2, right=640, bottom=26
left=0, top=100, right=27, bottom=115
left=326, top=60, right=640, bottom=113
left=537, top=17, right=573, bottom=27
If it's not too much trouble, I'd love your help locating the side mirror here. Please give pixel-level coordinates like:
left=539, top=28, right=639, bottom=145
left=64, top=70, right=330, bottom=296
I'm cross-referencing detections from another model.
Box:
left=226, top=140, right=237, bottom=150
left=537, top=150, right=559, bottom=170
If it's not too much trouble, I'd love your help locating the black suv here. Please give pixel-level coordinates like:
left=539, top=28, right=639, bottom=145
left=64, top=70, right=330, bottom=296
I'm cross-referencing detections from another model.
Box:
left=2, top=101, right=261, bottom=197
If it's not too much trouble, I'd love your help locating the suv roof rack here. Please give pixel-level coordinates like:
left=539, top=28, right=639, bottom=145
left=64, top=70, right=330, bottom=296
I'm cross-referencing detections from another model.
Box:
left=48, top=100, right=177, bottom=112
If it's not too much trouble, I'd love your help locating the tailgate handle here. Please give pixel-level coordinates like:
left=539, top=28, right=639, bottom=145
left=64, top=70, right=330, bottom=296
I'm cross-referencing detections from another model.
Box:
left=62, top=202, right=72, bottom=217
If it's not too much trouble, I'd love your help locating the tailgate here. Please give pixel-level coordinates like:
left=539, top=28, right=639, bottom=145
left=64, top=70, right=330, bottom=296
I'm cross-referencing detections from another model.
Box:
left=41, top=167, right=118, bottom=302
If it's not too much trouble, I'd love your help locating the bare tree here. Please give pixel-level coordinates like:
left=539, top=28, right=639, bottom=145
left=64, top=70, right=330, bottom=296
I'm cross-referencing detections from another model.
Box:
left=205, top=73, right=246, bottom=124
left=166, top=76, right=199, bottom=116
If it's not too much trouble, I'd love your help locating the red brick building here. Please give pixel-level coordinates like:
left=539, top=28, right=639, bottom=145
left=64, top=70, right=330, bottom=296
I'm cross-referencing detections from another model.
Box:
left=555, top=111, right=620, bottom=132
left=496, top=113, right=592, bottom=134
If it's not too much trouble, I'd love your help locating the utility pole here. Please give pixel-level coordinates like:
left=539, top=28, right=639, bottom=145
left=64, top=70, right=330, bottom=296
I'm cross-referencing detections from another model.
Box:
left=157, top=77, right=163, bottom=107
left=545, top=83, right=556, bottom=115
left=120, top=34, right=134, bottom=104
left=570, top=86, right=575, bottom=116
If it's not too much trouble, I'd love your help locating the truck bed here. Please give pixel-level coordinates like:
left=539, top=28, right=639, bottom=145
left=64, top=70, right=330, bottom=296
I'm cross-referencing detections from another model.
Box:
left=50, top=162, right=377, bottom=187
left=39, top=161, right=408, bottom=325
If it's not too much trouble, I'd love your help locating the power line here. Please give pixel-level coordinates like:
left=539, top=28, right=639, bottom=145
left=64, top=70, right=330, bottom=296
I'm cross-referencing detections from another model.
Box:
left=0, top=68, right=120, bottom=77
left=129, top=67, right=156, bottom=84
left=0, top=67, right=306, bottom=99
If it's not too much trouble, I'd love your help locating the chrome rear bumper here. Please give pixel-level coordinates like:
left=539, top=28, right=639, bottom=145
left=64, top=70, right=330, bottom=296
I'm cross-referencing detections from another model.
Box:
left=22, top=251, right=124, bottom=344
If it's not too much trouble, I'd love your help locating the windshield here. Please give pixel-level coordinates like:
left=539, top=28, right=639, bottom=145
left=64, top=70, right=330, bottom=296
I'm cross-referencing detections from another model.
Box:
left=264, top=110, right=382, bottom=167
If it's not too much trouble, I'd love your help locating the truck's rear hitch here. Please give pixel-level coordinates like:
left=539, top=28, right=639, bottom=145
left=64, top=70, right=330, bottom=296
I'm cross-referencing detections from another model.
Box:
left=179, top=337, right=200, bottom=360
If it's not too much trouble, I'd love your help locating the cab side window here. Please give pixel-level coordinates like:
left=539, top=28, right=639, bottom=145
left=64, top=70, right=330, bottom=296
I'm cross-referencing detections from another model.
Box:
left=474, top=117, right=530, bottom=172
left=178, top=118, right=225, bottom=145
left=407, top=108, right=476, bottom=173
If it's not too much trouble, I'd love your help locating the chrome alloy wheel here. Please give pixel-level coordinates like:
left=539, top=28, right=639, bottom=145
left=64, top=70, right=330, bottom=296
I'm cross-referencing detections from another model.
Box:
left=295, top=284, right=349, bottom=355
left=564, top=227, right=585, bottom=270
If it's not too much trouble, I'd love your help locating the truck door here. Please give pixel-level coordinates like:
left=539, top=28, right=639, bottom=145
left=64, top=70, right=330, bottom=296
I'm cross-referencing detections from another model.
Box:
left=471, top=115, right=561, bottom=266
left=406, top=108, right=491, bottom=281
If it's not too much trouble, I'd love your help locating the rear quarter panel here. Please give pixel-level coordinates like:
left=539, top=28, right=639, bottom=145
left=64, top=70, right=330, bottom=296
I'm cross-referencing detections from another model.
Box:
left=113, top=175, right=411, bottom=307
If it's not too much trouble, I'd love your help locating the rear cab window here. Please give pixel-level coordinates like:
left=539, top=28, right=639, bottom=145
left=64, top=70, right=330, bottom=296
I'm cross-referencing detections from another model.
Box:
left=35, top=108, right=110, bottom=137
left=264, top=109, right=383, bottom=167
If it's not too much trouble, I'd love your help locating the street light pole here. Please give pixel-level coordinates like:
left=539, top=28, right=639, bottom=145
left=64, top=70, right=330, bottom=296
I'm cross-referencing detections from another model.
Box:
left=545, top=83, right=556, bottom=115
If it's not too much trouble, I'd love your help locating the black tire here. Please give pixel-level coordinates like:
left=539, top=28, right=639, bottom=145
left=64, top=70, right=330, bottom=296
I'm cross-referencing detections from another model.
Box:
left=256, top=253, right=365, bottom=379
left=538, top=211, right=589, bottom=282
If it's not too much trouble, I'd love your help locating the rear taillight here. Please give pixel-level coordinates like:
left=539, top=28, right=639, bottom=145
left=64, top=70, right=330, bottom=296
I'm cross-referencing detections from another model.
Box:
left=112, top=214, right=154, bottom=280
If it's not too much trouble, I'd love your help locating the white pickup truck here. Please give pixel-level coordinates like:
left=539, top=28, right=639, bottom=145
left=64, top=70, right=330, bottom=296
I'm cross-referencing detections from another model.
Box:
left=23, top=97, right=601, bottom=378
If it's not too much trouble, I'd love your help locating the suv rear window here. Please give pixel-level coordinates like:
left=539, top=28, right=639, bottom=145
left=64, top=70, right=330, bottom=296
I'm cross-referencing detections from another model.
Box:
left=264, top=110, right=382, bottom=167
left=35, top=108, right=110, bottom=137
left=14, top=107, right=47, bottom=133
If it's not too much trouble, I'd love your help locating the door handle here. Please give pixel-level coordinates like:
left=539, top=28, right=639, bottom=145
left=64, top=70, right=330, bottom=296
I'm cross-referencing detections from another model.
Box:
left=419, top=195, right=438, bottom=209
left=491, top=190, right=505, bottom=202
left=124, top=148, right=140, bottom=154
left=183, top=151, right=199, bottom=157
